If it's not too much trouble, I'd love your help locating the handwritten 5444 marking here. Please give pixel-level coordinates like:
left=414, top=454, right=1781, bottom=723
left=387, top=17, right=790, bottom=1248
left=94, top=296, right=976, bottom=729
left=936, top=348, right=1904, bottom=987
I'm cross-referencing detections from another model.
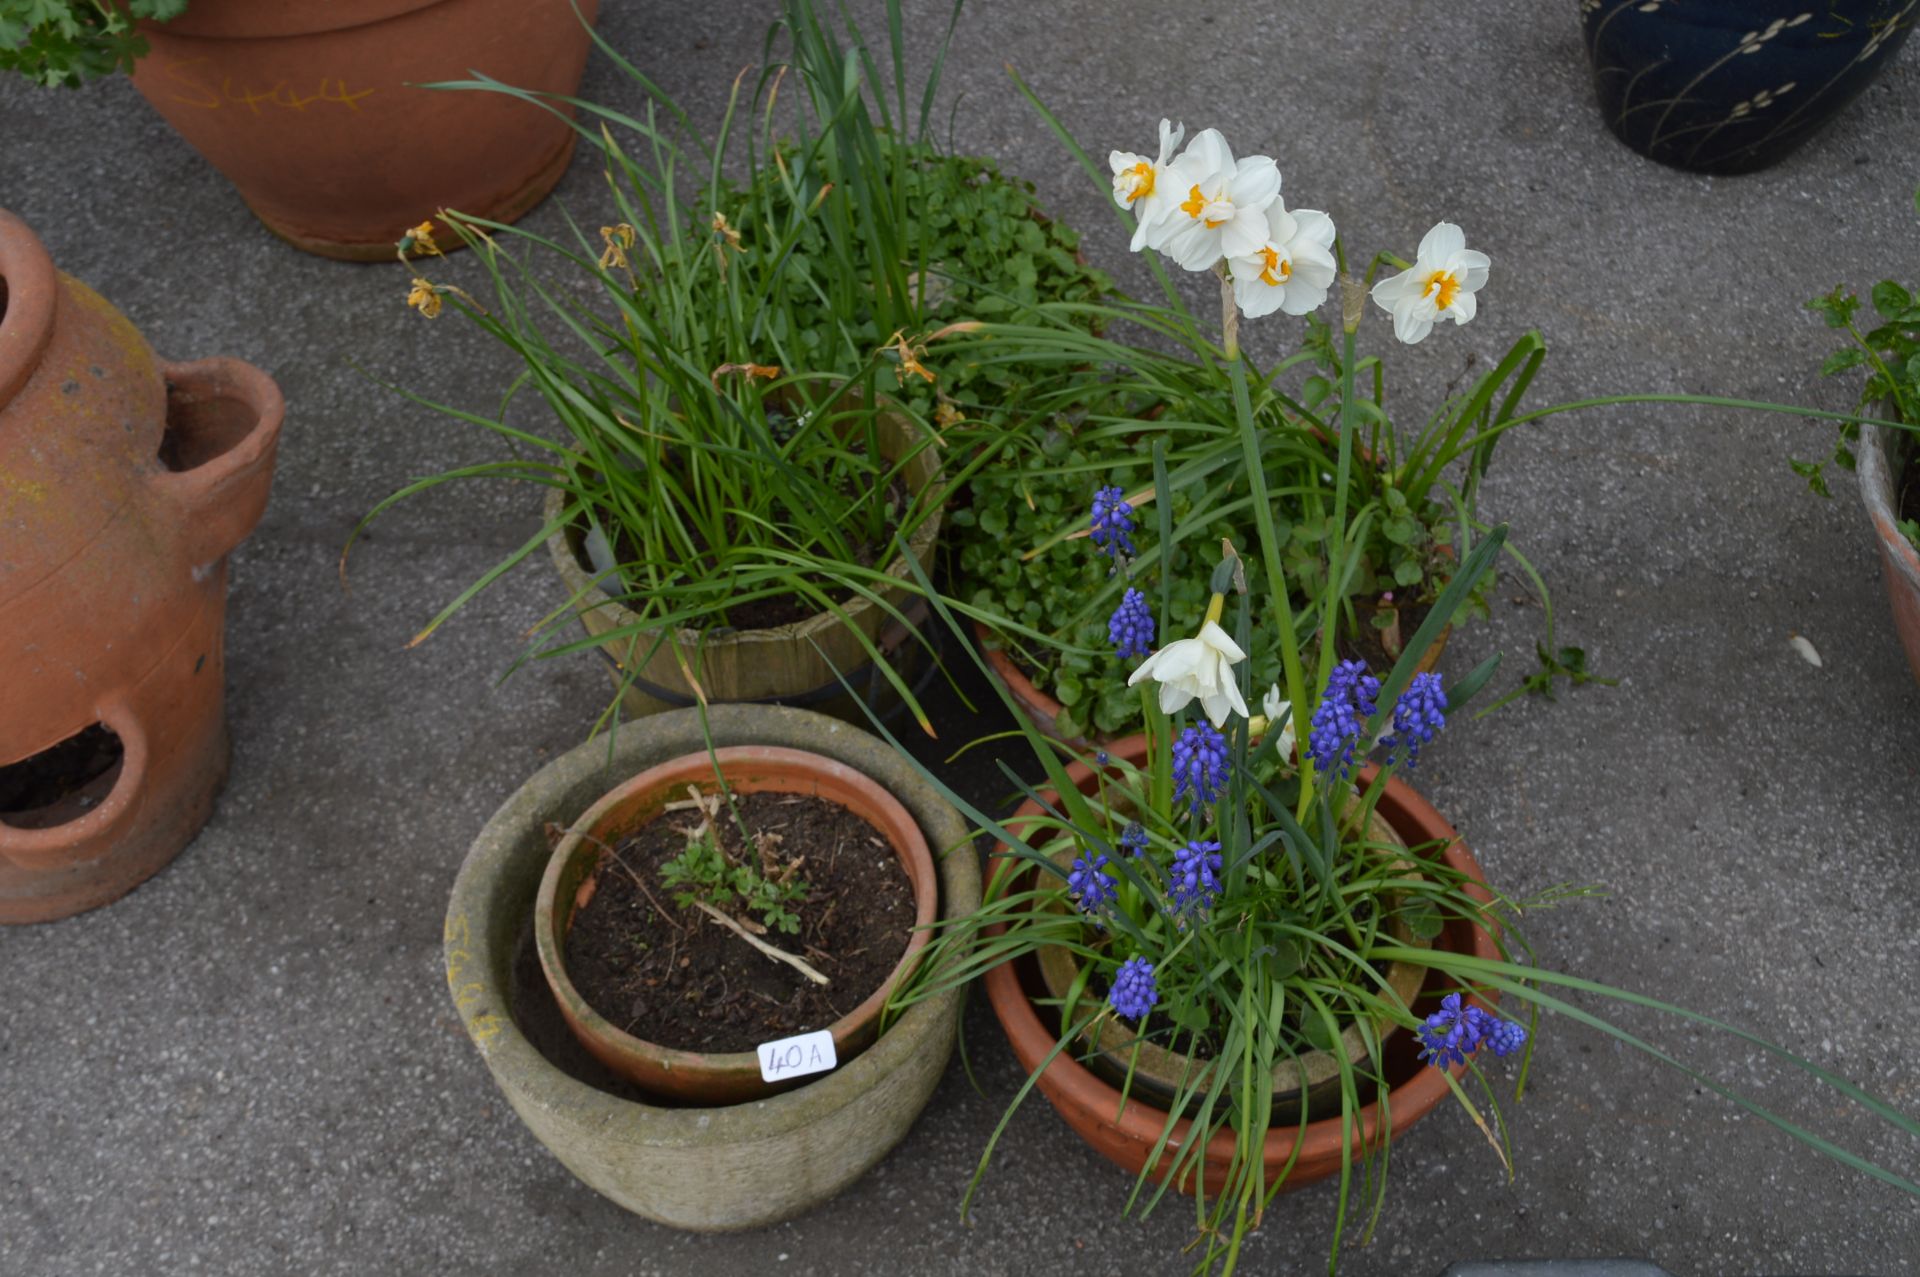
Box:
left=444, top=912, right=505, bottom=1046
left=160, top=58, right=376, bottom=113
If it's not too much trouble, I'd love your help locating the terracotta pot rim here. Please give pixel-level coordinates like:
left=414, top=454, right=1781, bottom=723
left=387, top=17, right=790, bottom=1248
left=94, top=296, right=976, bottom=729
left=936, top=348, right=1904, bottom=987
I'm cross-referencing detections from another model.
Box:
left=1861, top=419, right=1920, bottom=587
left=983, top=742, right=1499, bottom=1179
left=0, top=211, right=57, bottom=408
left=141, top=0, right=488, bottom=42
left=533, top=744, right=939, bottom=1093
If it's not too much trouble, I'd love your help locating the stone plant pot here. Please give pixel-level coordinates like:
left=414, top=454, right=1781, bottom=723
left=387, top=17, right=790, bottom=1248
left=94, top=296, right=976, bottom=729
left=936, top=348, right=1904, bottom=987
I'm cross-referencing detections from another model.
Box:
left=129, top=0, right=600, bottom=259
left=1581, top=0, right=1916, bottom=175
left=1859, top=419, right=1920, bottom=684
left=544, top=410, right=943, bottom=725
left=982, top=759, right=1501, bottom=1198
left=0, top=210, right=283, bottom=924
left=444, top=704, right=980, bottom=1231
left=534, top=745, right=940, bottom=1105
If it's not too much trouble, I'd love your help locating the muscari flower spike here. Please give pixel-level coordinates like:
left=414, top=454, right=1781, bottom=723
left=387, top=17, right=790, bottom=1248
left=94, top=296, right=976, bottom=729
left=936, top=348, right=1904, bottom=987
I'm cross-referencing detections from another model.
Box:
left=1090, top=485, right=1136, bottom=563
left=1108, top=955, right=1159, bottom=1021
left=1307, top=659, right=1380, bottom=779
left=1120, top=822, right=1151, bottom=857
left=1066, top=852, right=1117, bottom=915
left=1167, top=839, right=1223, bottom=915
left=1108, top=588, right=1156, bottom=660
left=1416, top=992, right=1528, bottom=1067
left=1388, top=671, right=1449, bottom=769
left=1172, top=720, right=1230, bottom=818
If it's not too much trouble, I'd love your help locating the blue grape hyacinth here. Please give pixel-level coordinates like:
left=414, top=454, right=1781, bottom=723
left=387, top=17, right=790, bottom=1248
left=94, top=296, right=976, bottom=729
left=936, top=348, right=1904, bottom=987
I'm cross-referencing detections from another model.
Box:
left=1484, top=1016, right=1529, bottom=1059
left=1388, top=671, right=1448, bottom=769
left=1108, top=588, right=1156, bottom=660
left=1108, top=956, right=1158, bottom=1021
left=1089, top=485, right=1136, bottom=563
left=1416, top=992, right=1528, bottom=1067
left=1172, top=720, right=1229, bottom=818
left=1066, top=852, right=1116, bottom=915
left=1307, top=659, right=1380, bottom=779
left=1167, top=839, right=1223, bottom=915
left=1119, top=822, right=1151, bottom=857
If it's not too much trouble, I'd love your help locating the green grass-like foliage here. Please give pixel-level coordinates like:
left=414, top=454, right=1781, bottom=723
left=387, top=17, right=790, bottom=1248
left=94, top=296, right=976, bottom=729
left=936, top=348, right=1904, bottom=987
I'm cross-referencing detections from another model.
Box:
left=0, top=0, right=185, bottom=87
left=357, top=0, right=1110, bottom=730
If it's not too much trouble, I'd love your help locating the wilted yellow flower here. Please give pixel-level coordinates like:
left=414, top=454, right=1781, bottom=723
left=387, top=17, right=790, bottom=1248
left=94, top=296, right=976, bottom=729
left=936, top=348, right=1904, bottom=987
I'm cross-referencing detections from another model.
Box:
left=934, top=399, right=964, bottom=430
left=711, top=211, right=743, bottom=253
left=400, top=221, right=440, bottom=257
left=882, top=330, right=935, bottom=386
left=406, top=278, right=443, bottom=319
left=709, top=362, right=782, bottom=390
left=599, top=223, right=636, bottom=271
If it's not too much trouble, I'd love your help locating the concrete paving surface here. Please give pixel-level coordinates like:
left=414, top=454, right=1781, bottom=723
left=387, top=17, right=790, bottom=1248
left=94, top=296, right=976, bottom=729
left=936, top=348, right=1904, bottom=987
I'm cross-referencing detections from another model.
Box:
left=4, top=1, right=1919, bottom=1274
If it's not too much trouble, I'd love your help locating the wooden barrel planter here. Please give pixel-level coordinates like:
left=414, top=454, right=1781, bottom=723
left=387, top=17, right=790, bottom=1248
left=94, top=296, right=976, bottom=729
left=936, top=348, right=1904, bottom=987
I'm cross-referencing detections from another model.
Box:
left=544, top=411, right=944, bottom=725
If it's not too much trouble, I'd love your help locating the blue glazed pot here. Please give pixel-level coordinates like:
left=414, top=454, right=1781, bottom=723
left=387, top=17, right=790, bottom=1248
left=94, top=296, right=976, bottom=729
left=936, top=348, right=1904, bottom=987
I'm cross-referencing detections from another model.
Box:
left=1581, top=0, right=1916, bottom=174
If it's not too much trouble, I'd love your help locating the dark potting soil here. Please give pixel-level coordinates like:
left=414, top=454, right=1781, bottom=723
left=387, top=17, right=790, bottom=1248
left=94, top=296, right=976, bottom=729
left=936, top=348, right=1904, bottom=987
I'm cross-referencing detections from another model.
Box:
left=1339, top=597, right=1438, bottom=676
left=564, top=790, right=916, bottom=1055
left=1899, top=445, right=1919, bottom=536
left=0, top=723, right=124, bottom=826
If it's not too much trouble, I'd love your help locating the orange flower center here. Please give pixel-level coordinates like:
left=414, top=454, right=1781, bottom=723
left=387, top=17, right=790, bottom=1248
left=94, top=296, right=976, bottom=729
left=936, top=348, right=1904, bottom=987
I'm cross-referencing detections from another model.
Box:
left=1422, top=269, right=1461, bottom=310
left=1124, top=161, right=1155, bottom=203
left=1258, top=246, right=1291, bottom=287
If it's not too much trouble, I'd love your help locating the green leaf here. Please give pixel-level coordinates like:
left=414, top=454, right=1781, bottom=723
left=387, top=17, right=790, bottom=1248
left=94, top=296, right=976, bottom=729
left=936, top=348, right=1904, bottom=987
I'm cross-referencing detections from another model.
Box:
left=1821, top=347, right=1868, bottom=377
left=1871, top=280, right=1913, bottom=321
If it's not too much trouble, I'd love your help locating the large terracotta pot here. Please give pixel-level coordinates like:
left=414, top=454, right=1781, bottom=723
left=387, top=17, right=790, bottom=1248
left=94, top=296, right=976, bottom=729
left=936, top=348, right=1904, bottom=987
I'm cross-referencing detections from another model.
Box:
left=0, top=210, right=283, bottom=923
left=1859, top=419, right=1920, bottom=684
left=982, top=738, right=1501, bottom=1196
left=129, top=0, right=601, bottom=260
left=534, top=745, right=940, bottom=1106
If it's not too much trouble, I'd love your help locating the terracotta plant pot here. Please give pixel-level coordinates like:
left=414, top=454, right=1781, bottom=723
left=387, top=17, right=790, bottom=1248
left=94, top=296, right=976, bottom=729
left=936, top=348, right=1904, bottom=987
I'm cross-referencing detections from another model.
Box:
left=446, top=704, right=980, bottom=1230
left=545, top=410, right=943, bottom=724
left=534, top=745, right=940, bottom=1106
left=982, top=739, right=1500, bottom=1197
left=0, top=210, right=283, bottom=923
left=977, top=618, right=1449, bottom=748
left=1859, top=418, right=1920, bottom=684
left=129, top=0, right=600, bottom=260
left=1031, top=823, right=1428, bottom=1126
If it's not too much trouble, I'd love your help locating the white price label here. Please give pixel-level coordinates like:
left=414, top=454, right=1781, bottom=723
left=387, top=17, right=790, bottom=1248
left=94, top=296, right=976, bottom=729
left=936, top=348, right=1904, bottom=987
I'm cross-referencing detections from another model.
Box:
left=757, top=1029, right=837, bottom=1083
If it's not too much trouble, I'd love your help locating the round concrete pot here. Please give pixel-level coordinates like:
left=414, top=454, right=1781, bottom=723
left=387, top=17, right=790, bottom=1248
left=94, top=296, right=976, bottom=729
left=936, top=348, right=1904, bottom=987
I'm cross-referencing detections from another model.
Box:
left=445, top=704, right=979, bottom=1231
left=1859, top=419, right=1920, bottom=685
left=534, top=745, right=940, bottom=1105
left=983, top=759, right=1500, bottom=1198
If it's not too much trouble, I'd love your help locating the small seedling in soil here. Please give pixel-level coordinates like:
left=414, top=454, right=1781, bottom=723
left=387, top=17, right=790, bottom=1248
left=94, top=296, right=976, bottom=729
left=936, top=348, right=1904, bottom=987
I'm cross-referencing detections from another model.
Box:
left=659, top=787, right=811, bottom=936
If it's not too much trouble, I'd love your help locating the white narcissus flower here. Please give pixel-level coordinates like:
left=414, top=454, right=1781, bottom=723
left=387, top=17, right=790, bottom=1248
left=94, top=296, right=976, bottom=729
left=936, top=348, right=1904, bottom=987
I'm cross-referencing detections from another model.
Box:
left=1152, top=129, right=1282, bottom=272
left=1369, top=222, right=1490, bottom=345
left=1260, top=683, right=1298, bottom=756
left=1110, top=119, right=1188, bottom=252
left=1227, top=203, right=1338, bottom=319
left=1126, top=620, right=1250, bottom=727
